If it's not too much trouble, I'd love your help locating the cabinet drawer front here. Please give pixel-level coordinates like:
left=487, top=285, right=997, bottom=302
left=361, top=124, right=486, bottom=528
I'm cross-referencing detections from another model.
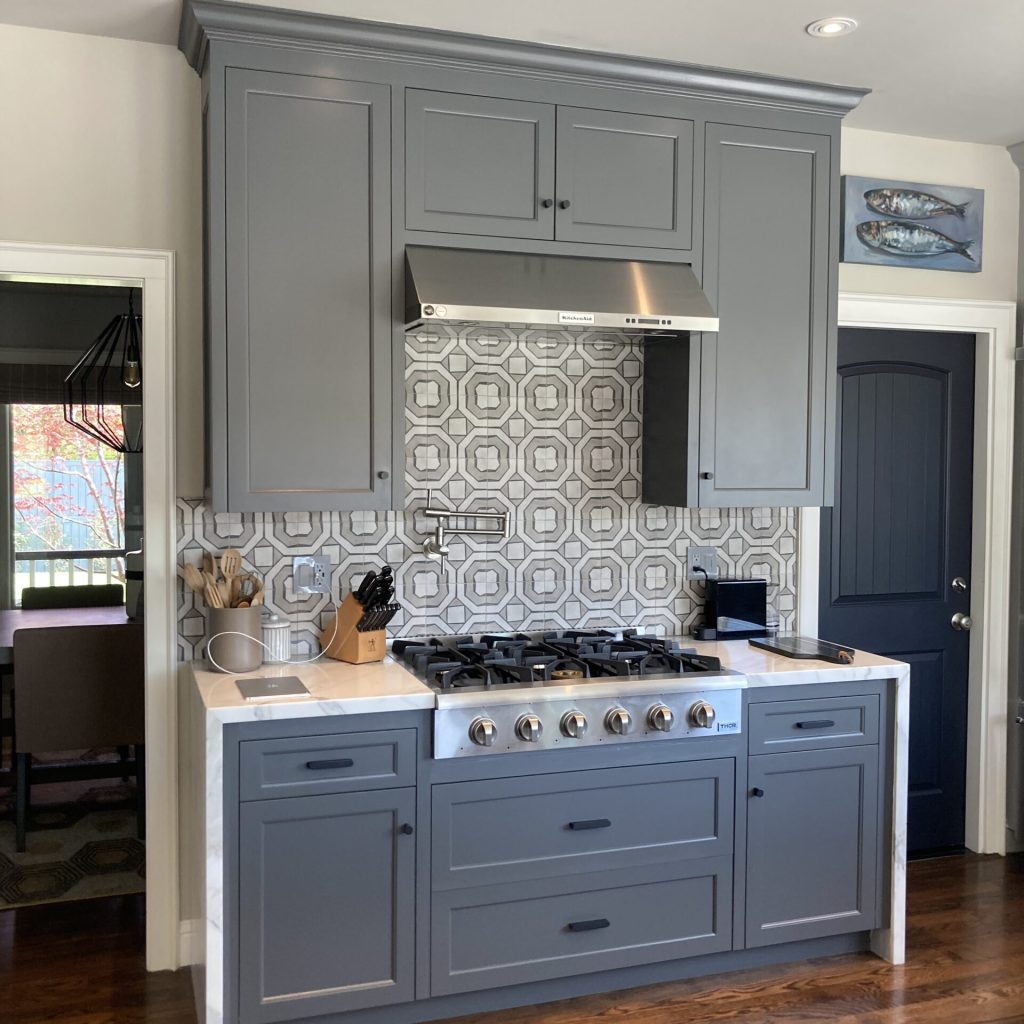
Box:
left=240, top=729, right=416, bottom=800
left=432, top=861, right=732, bottom=995
left=748, top=696, right=879, bottom=752
left=405, top=89, right=555, bottom=239
left=432, top=760, right=733, bottom=890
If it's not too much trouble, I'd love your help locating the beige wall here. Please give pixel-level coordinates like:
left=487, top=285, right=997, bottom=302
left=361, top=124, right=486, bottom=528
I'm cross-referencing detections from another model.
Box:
left=840, top=126, right=1020, bottom=302
left=0, top=24, right=203, bottom=495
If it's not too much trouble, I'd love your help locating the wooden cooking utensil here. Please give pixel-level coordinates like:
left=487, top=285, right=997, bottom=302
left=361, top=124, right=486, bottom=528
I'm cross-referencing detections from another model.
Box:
left=204, top=582, right=224, bottom=608
left=221, top=547, right=242, bottom=582
left=202, top=551, right=217, bottom=577
left=182, top=564, right=205, bottom=594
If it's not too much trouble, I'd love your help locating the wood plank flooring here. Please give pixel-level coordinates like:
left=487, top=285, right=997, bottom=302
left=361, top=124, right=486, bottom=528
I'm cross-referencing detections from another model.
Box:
left=0, top=852, right=1021, bottom=1024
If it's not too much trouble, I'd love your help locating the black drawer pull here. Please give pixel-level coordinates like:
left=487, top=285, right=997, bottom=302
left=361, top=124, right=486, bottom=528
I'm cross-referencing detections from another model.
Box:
left=305, top=758, right=355, bottom=770
left=568, top=818, right=612, bottom=831
left=795, top=720, right=835, bottom=730
left=567, top=918, right=610, bottom=932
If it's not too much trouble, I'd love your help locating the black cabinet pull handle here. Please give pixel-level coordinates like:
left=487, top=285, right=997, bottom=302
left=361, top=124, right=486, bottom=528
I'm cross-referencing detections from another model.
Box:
left=305, top=758, right=355, bottom=770
left=558, top=199, right=571, bottom=209
left=751, top=787, right=765, bottom=798
left=567, top=918, right=610, bottom=932
left=795, top=720, right=835, bottom=730
left=540, top=198, right=554, bottom=208
left=399, top=823, right=414, bottom=835
left=568, top=818, right=612, bottom=831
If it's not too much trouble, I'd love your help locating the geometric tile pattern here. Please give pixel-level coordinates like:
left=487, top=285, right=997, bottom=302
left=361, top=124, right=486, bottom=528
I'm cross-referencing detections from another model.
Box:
left=177, top=327, right=798, bottom=660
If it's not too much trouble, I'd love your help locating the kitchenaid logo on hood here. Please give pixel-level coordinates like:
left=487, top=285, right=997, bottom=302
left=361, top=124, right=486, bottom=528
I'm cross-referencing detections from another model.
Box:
left=558, top=311, right=596, bottom=325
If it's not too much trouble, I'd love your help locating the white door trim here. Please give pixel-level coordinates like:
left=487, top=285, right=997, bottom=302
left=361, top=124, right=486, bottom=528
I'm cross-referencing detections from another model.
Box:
left=0, top=240, right=179, bottom=969
left=797, top=292, right=1017, bottom=856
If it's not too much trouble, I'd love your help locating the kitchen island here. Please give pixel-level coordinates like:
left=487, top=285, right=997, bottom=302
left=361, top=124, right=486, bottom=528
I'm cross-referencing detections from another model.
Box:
left=183, top=640, right=908, bottom=1024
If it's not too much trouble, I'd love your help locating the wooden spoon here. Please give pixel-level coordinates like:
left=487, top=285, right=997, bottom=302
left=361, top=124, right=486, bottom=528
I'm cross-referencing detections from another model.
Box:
left=202, top=551, right=217, bottom=577
left=182, top=564, right=205, bottom=594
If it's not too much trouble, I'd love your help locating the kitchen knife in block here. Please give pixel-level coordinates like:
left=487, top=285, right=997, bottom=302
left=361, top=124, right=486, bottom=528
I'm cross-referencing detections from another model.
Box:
left=319, top=593, right=386, bottom=664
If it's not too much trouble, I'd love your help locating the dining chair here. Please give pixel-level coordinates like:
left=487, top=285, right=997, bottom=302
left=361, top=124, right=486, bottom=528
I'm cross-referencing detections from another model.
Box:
left=20, top=584, right=124, bottom=610
left=12, top=623, right=145, bottom=853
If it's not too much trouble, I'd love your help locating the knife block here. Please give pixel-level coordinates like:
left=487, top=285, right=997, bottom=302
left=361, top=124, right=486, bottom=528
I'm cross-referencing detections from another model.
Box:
left=319, top=593, right=387, bottom=664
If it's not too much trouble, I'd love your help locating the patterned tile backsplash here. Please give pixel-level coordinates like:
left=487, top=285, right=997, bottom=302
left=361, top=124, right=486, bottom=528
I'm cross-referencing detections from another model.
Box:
left=176, top=328, right=798, bottom=661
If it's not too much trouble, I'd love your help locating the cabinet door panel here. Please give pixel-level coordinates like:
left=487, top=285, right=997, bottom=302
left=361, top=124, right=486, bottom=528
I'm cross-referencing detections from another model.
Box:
left=406, top=90, right=555, bottom=238
left=555, top=107, right=693, bottom=249
left=699, top=124, right=832, bottom=505
left=746, top=747, right=878, bottom=947
left=239, top=788, right=415, bottom=1022
left=224, top=69, right=391, bottom=510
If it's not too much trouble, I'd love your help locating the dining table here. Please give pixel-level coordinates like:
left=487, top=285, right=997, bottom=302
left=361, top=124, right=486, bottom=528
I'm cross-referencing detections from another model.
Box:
left=0, top=605, right=132, bottom=667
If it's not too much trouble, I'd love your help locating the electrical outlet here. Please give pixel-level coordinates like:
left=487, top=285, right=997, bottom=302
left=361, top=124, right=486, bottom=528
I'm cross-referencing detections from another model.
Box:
left=686, top=546, right=719, bottom=581
left=293, top=553, right=331, bottom=595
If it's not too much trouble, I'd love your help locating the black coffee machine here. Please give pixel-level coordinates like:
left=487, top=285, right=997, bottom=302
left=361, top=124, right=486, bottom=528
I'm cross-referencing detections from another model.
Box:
left=693, top=578, right=768, bottom=640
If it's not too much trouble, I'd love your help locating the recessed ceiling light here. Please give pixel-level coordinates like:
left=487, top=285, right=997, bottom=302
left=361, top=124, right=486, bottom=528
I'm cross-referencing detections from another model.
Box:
left=806, top=17, right=858, bottom=37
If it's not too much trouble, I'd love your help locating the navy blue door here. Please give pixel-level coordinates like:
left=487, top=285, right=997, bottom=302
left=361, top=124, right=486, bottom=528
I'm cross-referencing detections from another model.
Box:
left=819, top=328, right=974, bottom=853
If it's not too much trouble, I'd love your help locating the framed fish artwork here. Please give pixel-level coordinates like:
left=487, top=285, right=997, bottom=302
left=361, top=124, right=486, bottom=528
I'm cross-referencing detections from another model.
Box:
left=841, top=175, right=983, bottom=272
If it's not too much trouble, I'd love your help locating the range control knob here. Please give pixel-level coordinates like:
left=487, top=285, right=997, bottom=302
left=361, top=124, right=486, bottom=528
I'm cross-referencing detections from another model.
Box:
left=515, top=713, right=544, bottom=742
left=560, top=710, right=588, bottom=739
left=605, top=707, right=633, bottom=736
left=469, top=717, right=497, bottom=747
left=689, top=701, right=717, bottom=730
left=647, top=704, right=675, bottom=732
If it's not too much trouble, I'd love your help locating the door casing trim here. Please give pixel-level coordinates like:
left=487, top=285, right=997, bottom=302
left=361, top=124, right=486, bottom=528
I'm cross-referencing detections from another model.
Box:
left=798, top=292, right=1016, bottom=856
left=0, top=240, right=179, bottom=968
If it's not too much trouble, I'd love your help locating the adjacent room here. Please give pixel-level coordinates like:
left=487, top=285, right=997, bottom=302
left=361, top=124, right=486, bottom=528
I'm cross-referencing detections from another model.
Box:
left=0, top=2, right=1022, bottom=1024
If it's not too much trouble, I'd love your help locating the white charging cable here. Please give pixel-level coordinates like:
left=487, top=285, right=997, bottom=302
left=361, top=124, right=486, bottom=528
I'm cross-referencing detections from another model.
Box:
left=205, top=608, right=352, bottom=675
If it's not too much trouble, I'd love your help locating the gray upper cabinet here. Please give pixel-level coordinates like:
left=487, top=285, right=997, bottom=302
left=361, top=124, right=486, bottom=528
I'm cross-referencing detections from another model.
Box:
left=745, top=746, right=878, bottom=947
left=220, top=69, right=392, bottom=511
left=554, top=107, right=693, bottom=249
left=238, top=787, right=416, bottom=1022
left=405, top=90, right=556, bottom=239
left=697, top=124, right=833, bottom=506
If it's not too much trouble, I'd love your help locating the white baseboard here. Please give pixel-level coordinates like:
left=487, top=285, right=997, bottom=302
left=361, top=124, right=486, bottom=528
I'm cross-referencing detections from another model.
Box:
left=179, top=918, right=203, bottom=967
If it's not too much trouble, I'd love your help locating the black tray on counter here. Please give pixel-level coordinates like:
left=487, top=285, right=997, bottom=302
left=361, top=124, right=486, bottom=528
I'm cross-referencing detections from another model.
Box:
left=748, top=634, right=855, bottom=664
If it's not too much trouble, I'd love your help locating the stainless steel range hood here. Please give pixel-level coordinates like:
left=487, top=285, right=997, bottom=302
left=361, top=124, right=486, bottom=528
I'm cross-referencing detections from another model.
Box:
left=404, top=246, right=718, bottom=335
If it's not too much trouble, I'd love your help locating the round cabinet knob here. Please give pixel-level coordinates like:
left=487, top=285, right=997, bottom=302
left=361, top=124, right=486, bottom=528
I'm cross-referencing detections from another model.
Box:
left=647, top=704, right=675, bottom=732
left=558, top=199, right=571, bottom=210
left=689, top=701, right=716, bottom=730
left=377, top=470, right=389, bottom=480
left=560, top=710, right=588, bottom=739
left=515, top=713, right=544, bottom=742
left=540, top=198, right=554, bottom=208
left=605, top=707, right=633, bottom=736
left=469, top=717, right=497, bottom=747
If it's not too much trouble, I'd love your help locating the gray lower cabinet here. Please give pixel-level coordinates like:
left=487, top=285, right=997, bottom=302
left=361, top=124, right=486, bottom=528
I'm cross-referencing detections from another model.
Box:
left=238, top=787, right=416, bottom=1023
left=745, top=746, right=878, bottom=947
left=554, top=107, right=693, bottom=249
left=405, top=90, right=694, bottom=250
left=643, top=123, right=834, bottom=508
left=219, top=69, right=393, bottom=511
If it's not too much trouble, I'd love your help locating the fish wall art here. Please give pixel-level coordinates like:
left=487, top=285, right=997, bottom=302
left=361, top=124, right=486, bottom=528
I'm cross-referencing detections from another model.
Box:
left=842, top=175, right=983, bottom=272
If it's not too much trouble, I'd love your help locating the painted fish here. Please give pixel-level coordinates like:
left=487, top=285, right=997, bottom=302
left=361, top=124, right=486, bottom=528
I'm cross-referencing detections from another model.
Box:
left=856, top=220, right=975, bottom=262
left=864, top=187, right=967, bottom=219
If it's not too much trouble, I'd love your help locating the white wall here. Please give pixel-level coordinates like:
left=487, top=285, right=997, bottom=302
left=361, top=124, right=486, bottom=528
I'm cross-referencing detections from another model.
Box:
left=840, top=127, right=1020, bottom=302
left=0, top=23, right=203, bottom=495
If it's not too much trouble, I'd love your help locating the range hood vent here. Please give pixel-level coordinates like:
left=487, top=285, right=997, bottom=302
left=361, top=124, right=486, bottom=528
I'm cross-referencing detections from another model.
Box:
left=404, top=246, right=718, bottom=336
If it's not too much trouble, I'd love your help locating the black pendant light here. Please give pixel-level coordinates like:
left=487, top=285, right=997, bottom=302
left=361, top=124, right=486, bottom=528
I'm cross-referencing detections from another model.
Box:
left=64, top=290, right=143, bottom=453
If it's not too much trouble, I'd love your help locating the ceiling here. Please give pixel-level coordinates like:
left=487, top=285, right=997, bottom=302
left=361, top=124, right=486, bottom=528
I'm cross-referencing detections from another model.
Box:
left=0, top=0, right=1022, bottom=145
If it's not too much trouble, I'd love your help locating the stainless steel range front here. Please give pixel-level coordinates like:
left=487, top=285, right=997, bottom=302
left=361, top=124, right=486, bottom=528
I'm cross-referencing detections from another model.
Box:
left=392, top=629, right=745, bottom=758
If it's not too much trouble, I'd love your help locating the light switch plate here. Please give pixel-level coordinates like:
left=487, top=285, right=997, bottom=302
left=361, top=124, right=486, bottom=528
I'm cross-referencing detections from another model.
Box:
left=293, top=553, right=331, bottom=595
left=686, top=546, right=720, bottom=581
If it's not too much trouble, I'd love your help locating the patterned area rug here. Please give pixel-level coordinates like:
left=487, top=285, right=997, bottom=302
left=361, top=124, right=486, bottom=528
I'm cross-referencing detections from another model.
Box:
left=0, top=749, right=145, bottom=909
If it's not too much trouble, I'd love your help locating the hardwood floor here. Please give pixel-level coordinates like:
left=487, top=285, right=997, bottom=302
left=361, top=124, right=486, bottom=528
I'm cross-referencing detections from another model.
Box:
left=0, top=853, right=1021, bottom=1024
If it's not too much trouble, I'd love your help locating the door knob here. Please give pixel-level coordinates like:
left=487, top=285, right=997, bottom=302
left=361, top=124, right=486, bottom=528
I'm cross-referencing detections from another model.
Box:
left=951, top=612, right=973, bottom=632
left=951, top=577, right=968, bottom=593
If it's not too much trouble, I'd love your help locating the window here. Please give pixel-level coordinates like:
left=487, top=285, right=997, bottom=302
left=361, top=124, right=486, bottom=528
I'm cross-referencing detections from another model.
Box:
left=11, top=404, right=126, bottom=604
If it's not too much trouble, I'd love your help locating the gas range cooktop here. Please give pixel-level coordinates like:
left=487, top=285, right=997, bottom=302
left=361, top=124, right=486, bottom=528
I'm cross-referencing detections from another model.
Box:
left=393, top=629, right=746, bottom=758
left=393, top=629, right=728, bottom=693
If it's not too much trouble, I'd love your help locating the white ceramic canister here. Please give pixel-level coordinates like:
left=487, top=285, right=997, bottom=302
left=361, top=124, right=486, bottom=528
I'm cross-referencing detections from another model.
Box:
left=262, top=614, right=292, bottom=664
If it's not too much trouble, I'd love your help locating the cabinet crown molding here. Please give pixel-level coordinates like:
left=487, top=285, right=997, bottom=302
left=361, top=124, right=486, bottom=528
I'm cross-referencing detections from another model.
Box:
left=178, top=0, right=868, bottom=117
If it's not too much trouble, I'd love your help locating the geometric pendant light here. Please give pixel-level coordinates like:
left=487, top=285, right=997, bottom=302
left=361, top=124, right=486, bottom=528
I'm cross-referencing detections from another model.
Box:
left=63, top=289, right=143, bottom=453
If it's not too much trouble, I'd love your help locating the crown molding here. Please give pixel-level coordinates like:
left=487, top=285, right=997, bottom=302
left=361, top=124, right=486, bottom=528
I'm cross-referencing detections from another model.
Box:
left=1009, top=141, right=1024, bottom=169
left=178, top=0, right=868, bottom=117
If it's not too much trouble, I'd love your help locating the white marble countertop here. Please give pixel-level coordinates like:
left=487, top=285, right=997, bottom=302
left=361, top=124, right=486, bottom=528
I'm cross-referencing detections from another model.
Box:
left=190, top=639, right=907, bottom=724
